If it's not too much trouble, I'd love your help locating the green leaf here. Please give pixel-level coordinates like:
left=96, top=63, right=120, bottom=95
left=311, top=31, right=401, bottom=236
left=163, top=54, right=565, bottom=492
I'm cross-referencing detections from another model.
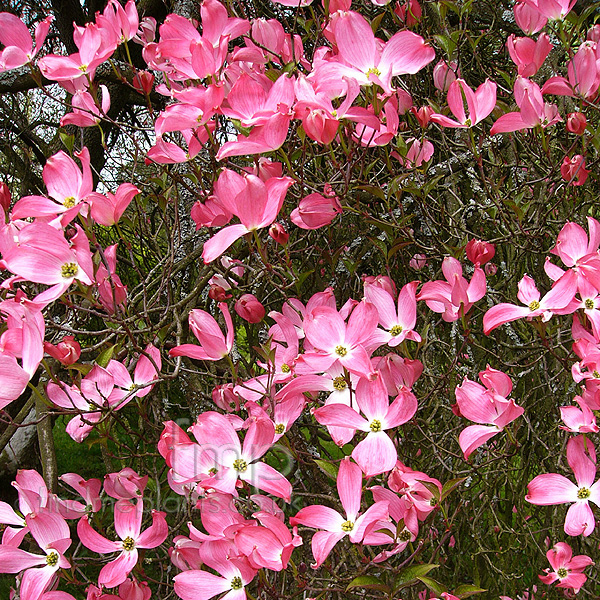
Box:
left=394, top=564, right=439, bottom=591
left=441, top=477, right=466, bottom=500
left=314, top=459, right=339, bottom=480
left=420, top=480, right=441, bottom=502
left=417, top=576, right=447, bottom=596
left=454, top=584, right=487, bottom=598
left=59, top=131, right=75, bottom=153
left=347, top=575, right=391, bottom=594
left=95, top=345, right=116, bottom=368
left=370, top=12, right=385, bottom=34
left=433, top=34, right=456, bottom=58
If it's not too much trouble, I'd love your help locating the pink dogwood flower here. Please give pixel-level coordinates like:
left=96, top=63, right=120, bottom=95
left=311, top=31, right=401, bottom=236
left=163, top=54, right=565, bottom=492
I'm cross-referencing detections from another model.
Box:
left=315, top=10, right=435, bottom=94
left=0, top=13, right=53, bottom=72
left=483, top=271, right=576, bottom=334
left=418, top=257, right=486, bottom=322
left=430, top=79, right=497, bottom=128
left=538, top=542, right=593, bottom=593
left=313, top=373, right=417, bottom=476
left=78, top=499, right=167, bottom=588
left=174, top=539, right=257, bottom=600
left=490, top=77, right=561, bottom=134
left=0, top=511, right=71, bottom=600
left=302, top=301, right=379, bottom=379
left=290, top=458, right=389, bottom=568
left=526, top=435, right=600, bottom=536
left=185, top=411, right=292, bottom=501
left=201, top=170, right=294, bottom=263
left=506, top=33, right=552, bottom=77
left=455, top=367, right=524, bottom=459
left=169, top=302, right=234, bottom=361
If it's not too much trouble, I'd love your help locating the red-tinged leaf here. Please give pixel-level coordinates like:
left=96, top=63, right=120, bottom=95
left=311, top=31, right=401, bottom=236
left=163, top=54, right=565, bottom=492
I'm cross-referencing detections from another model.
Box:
left=347, top=575, right=391, bottom=594
left=454, top=584, right=487, bottom=598
left=441, top=477, right=467, bottom=500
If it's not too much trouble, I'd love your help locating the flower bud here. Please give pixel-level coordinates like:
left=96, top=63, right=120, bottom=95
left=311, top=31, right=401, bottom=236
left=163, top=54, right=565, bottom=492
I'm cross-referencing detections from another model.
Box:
left=433, top=60, right=458, bottom=92
left=409, top=253, right=427, bottom=270
left=411, top=106, right=433, bottom=128
left=44, top=336, right=81, bottom=365
left=566, top=112, right=586, bottom=135
left=290, top=192, right=342, bottom=230
left=465, top=238, right=495, bottom=266
left=104, top=468, right=148, bottom=499
left=269, top=222, right=289, bottom=245
left=235, top=294, right=265, bottom=323
left=213, top=383, right=240, bottom=412
left=588, top=24, right=600, bottom=43
left=133, top=70, right=154, bottom=95
left=394, top=0, right=422, bottom=26
left=363, top=274, right=397, bottom=297
left=209, top=284, right=231, bottom=301
left=0, top=182, right=11, bottom=213
left=561, top=155, right=590, bottom=186
left=485, top=262, right=498, bottom=276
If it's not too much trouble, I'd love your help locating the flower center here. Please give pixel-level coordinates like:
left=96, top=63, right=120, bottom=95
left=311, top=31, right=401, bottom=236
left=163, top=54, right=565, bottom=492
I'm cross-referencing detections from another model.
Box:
left=335, top=345, right=348, bottom=357
left=341, top=520, right=354, bottom=532
left=577, top=487, right=591, bottom=499
left=528, top=300, right=540, bottom=311
left=398, top=529, right=412, bottom=542
left=389, top=325, right=403, bottom=336
left=332, top=376, right=347, bottom=391
left=585, top=298, right=595, bottom=310
left=556, top=567, right=568, bottom=579
left=370, top=419, right=382, bottom=432
left=122, top=536, right=136, bottom=551
left=281, top=363, right=291, bottom=373
left=231, top=576, right=243, bottom=590
left=46, top=551, right=59, bottom=567
left=63, top=196, right=76, bottom=208
left=274, top=423, right=285, bottom=434
left=593, top=370, right=600, bottom=379
left=78, top=64, right=88, bottom=72
left=61, top=262, right=78, bottom=278
left=365, top=67, right=381, bottom=78
left=233, top=458, right=248, bottom=472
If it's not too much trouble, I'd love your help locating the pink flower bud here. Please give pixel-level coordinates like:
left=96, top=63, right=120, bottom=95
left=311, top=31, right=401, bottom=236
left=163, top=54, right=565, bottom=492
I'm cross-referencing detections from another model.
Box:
left=411, top=106, right=433, bottom=127
left=514, top=1, right=547, bottom=35
left=290, top=192, right=342, bottom=230
left=133, top=16, right=156, bottom=45
left=566, top=112, right=586, bottom=135
left=302, top=108, right=338, bottom=145
left=133, top=70, right=154, bottom=95
left=104, top=468, right=148, bottom=499
left=485, top=262, right=498, bottom=276
left=394, top=0, right=422, bottom=26
left=465, top=238, right=495, bottom=266
left=119, top=578, right=151, bottom=600
left=0, top=182, right=11, bottom=213
left=209, top=284, right=231, bottom=301
left=561, top=155, right=590, bottom=186
left=44, top=336, right=81, bottom=365
left=212, top=383, right=240, bottom=412
left=588, top=24, right=600, bottom=42
left=409, top=253, right=427, bottom=270
left=269, top=222, right=289, bottom=245
left=433, top=60, right=458, bottom=92
left=362, top=274, right=397, bottom=297
left=235, top=294, right=265, bottom=323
